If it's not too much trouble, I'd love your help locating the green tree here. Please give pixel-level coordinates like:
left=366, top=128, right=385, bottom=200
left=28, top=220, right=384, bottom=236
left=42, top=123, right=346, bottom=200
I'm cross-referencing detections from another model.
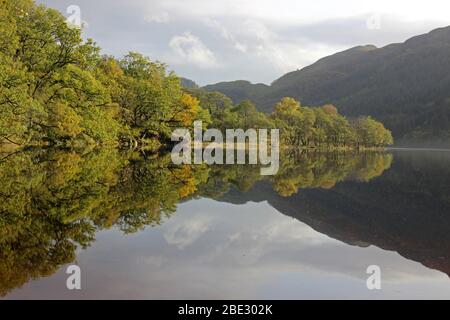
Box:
left=0, top=0, right=122, bottom=146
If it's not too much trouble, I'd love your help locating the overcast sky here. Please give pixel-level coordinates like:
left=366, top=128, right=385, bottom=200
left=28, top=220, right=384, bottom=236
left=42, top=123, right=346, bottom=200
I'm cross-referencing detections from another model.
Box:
left=39, top=0, right=450, bottom=85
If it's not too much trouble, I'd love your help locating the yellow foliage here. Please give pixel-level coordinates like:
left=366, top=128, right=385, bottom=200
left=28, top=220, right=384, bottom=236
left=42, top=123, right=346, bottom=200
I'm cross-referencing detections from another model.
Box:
left=176, top=93, right=201, bottom=126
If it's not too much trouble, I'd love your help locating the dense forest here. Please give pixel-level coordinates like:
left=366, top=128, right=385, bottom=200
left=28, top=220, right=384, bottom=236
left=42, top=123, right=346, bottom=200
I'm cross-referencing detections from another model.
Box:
left=203, top=27, right=450, bottom=143
left=0, top=0, right=393, bottom=150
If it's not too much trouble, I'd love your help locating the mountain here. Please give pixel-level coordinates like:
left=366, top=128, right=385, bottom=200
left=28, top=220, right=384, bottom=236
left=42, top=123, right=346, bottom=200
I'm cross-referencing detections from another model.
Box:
left=180, top=77, right=199, bottom=88
left=203, top=26, right=450, bottom=143
left=203, top=80, right=269, bottom=104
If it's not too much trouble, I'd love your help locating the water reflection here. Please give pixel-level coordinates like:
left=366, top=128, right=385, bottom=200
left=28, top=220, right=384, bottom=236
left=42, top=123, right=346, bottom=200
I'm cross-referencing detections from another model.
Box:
left=2, top=148, right=449, bottom=298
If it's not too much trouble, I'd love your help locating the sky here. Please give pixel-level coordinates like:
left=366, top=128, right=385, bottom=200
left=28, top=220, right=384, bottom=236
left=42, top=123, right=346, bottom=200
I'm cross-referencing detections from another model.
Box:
left=38, top=0, right=450, bottom=85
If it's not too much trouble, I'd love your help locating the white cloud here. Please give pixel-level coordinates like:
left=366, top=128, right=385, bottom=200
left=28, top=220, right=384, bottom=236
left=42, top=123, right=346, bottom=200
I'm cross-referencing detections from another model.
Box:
left=169, top=32, right=218, bottom=68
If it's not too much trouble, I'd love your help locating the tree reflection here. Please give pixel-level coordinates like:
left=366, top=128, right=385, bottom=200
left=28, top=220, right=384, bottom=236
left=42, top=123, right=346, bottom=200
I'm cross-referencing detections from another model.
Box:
left=0, top=148, right=391, bottom=296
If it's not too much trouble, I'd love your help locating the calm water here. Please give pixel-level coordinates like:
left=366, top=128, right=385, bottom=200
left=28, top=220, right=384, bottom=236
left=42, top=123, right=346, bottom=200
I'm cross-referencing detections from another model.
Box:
left=1, top=148, right=450, bottom=299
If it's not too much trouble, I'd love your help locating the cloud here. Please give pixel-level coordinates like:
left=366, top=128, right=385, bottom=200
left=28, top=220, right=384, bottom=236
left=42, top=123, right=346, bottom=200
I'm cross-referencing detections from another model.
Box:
left=135, top=0, right=450, bottom=26
left=204, top=18, right=247, bottom=53
left=163, top=213, right=213, bottom=249
left=169, top=32, right=218, bottom=68
left=37, top=0, right=450, bottom=85
left=144, top=12, right=170, bottom=24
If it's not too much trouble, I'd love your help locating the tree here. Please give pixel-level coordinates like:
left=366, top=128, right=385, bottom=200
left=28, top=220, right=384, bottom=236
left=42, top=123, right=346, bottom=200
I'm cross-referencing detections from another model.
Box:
left=352, top=117, right=393, bottom=148
left=231, top=100, right=274, bottom=129
left=322, top=104, right=338, bottom=115
left=117, top=52, right=210, bottom=143
left=0, top=0, right=123, bottom=146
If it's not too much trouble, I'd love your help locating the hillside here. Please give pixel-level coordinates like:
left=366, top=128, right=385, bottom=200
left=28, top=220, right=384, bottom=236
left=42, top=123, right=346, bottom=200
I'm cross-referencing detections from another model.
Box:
left=180, top=77, right=199, bottom=88
left=203, top=27, right=450, bottom=143
left=202, top=80, right=270, bottom=105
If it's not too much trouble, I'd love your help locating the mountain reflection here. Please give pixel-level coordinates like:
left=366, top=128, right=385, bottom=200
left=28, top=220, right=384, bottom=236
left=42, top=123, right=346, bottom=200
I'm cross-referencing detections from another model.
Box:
left=0, top=148, right=392, bottom=296
left=222, top=150, right=450, bottom=278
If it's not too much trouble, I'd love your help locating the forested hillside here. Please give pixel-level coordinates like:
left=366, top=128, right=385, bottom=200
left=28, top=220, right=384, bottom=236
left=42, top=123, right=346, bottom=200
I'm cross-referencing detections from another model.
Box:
left=203, top=27, right=450, bottom=143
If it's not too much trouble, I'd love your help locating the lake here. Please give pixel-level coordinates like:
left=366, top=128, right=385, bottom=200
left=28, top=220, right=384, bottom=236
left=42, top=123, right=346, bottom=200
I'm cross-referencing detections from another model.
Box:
left=1, top=148, right=450, bottom=299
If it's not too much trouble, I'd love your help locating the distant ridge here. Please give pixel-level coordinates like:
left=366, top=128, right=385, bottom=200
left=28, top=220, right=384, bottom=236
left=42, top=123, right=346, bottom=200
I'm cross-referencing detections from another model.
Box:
left=202, top=80, right=269, bottom=105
